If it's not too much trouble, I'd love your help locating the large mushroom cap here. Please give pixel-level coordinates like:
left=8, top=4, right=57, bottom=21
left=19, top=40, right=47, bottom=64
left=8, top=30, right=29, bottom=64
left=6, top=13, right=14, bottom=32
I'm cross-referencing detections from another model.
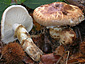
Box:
left=1, top=5, right=33, bottom=44
left=33, top=2, right=84, bottom=27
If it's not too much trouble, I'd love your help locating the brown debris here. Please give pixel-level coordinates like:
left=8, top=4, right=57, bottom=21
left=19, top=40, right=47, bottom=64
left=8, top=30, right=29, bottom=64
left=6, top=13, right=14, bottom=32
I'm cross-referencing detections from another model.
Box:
left=23, top=56, right=34, bottom=64
left=41, top=53, right=60, bottom=64
left=42, top=33, right=52, bottom=53
left=68, top=51, right=85, bottom=63
left=54, top=45, right=68, bottom=64
left=0, top=6, right=85, bottom=64
left=80, top=41, right=85, bottom=54
left=68, top=58, right=85, bottom=64
left=1, top=42, right=25, bottom=64
left=66, top=0, right=85, bottom=14
left=54, top=45, right=65, bottom=56
left=31, top=34, right=44, bottom=49
left=77, top=58, right=85, bottom=63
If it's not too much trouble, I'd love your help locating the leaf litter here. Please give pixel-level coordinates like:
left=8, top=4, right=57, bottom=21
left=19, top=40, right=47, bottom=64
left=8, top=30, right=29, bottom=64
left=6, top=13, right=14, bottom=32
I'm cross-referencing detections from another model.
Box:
left=0, top=0, right=85, bottom=63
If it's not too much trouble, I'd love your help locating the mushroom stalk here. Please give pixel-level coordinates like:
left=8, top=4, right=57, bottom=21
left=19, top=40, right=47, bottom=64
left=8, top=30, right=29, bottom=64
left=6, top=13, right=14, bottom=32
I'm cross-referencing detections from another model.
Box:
left=13, top=24, right=43, bottom=61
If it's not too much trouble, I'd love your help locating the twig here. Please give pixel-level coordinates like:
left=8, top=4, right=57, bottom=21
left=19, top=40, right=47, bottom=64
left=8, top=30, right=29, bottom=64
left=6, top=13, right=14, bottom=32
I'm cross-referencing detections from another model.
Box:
left=77, top=27, right=82, bottom=42
left=0, top=55, right=2, bottom=59
left=0, top=41, right=3, bottom=59
left=65, top=51, right=70, bottom=64
left=68, top=61, right=81, bottom=64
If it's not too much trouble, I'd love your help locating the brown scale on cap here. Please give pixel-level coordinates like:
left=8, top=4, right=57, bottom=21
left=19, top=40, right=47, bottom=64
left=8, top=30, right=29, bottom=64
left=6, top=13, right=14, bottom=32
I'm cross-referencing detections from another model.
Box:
left=33, top=2, right=84, bottom=27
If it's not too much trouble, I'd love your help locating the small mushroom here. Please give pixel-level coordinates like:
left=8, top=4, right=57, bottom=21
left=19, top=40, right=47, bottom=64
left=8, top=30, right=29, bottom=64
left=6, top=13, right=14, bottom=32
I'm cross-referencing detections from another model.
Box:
left=33, top=2, right=84, bottom=45
left=1, top=5, right=43, bottom=61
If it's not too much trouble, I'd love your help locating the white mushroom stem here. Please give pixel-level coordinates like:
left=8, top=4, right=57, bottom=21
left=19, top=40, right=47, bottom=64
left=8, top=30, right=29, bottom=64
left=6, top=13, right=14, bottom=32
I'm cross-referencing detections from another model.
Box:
left=13, top=24, right=43, bottom=61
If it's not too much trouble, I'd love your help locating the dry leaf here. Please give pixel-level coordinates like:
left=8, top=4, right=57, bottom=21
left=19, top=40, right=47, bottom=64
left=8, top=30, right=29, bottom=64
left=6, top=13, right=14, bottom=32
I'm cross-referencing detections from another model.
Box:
left=23, top=56, right=34, bottom=64
left=77, top=58, right=85, bottom=63
left=68, top=51, right=85, bottom=63
left=80, top=41, right=85, bottom=54
left=54, top=45, right=65, bottom=56
left=41, top=53, right=60, bottom=64
left=54, top=45, right=68, bottom=64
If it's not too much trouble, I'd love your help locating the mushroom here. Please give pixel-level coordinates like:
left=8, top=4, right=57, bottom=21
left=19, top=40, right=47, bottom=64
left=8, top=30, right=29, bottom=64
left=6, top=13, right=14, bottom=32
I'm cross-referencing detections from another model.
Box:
left=59, top=28, right=76, bottom=45
left=1, top=5, right=43, bottom=61
left=49, top=27, right=77, bottom=45
left=33, top=2, right=84, bottom=45
left=49, top=27, right=63, bottom=40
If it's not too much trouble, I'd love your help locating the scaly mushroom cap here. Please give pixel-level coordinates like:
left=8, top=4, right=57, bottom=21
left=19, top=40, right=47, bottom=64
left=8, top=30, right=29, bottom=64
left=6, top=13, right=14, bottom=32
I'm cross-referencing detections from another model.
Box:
left=33, top=2, right=84, bottom=27
left=1, top=5, right=33, bottom=44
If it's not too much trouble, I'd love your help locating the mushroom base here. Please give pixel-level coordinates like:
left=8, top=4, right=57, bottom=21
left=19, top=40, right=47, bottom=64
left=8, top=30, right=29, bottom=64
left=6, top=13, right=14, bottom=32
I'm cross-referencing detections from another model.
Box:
left=49, top=27, right=76, bottom=45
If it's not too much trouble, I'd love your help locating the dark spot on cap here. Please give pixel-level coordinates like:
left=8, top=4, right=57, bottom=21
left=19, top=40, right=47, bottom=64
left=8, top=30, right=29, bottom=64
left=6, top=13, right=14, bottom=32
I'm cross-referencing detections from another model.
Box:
left=55, top=4, right=60, bottom=7
left=62, top=11, right=68, bottom=15
left=55, top=3, right=64, bottom=8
